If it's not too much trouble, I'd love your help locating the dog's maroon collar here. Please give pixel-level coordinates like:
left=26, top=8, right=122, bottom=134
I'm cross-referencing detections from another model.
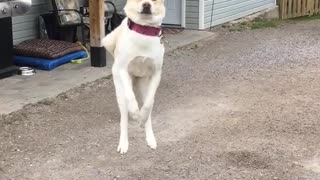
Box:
left=127, top=18, right=162, bottom=37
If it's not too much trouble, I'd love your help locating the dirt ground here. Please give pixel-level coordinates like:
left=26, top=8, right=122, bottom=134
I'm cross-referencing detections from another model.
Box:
left=1, top=20, right=320, bottom=180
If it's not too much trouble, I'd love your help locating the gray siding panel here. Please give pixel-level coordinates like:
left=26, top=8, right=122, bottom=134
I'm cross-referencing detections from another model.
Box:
left=204, top=0, right=275, bottom=28
left=106, top=0, right=200, bottom=28
left=186, top=0, right=199, bottom=29
left=13, top=0, right=50, bottom=44
left=115, top=0, right=200, bottom=29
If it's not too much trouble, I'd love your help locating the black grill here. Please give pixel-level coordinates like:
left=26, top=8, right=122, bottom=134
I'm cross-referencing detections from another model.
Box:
left=0, top=0, right=31, bottom=79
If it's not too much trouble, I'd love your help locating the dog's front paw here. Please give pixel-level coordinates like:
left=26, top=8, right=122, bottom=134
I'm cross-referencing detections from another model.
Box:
left=139, top=107, right=151, bottom=127
left=146, top=134, right=157, bottom=149
left=129, top=110, right=140, bottom=122
left=117, top=140, right=129, bottom=154
left=128, top=101, right=140, bottom=121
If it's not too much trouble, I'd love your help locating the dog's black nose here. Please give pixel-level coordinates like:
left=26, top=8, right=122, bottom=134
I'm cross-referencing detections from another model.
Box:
left=141, top=2, right=152, bottom=14
left=143, top=2, right=151, bottom=9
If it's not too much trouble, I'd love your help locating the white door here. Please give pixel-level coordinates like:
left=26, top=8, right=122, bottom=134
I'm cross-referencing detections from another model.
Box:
left=163, top=0, right=182, bottom=25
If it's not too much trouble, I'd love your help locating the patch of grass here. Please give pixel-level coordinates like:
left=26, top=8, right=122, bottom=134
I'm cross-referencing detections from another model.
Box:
left=250, top=19, right=281, bottom=29
left=227, top=14, right=320, bottom=32
left=228, top=23, right=250, bottom=32
left=291, top=14, right=320, bottom=21
left=228, top=19, right=281, bottom=32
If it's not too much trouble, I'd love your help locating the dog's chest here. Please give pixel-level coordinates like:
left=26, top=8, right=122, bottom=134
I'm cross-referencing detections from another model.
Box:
left=123, top=28, right=164, bottom=56
left=128, top=56, right=155, bottom=77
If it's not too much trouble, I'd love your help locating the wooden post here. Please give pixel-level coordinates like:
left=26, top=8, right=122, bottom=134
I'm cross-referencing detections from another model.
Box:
left=89, top=0, right=106, bottom=67
left=280, top=0, right=288, bottom=19
left=288, top=0, right=292, bottom=18
left=298, top=0, right=302, bottom=16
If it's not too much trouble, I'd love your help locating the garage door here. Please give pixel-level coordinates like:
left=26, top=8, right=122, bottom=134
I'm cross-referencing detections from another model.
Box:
left=163, top=0, right=182, bottom=25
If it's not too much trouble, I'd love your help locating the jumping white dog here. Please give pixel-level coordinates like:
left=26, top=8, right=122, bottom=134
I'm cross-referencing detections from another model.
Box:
left=102, top=0, right=166, bottom=154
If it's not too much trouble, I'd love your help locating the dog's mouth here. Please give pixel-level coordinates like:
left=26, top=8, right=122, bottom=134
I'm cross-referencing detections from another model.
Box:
left=141, top=8, right=152, bottom=15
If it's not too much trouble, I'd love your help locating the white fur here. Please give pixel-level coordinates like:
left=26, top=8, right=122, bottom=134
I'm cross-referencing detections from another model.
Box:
left=102, top=0, right=165, bottom=154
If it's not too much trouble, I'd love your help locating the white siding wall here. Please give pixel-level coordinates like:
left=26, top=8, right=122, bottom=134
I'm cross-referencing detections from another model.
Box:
left=12, top=0, right=50, bottom=45
left=203, top=0, right=276, bottom=29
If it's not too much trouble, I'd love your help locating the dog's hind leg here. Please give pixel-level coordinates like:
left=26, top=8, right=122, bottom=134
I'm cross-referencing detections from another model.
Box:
left=136, top=76, right=160, bottom=149
left=145, top=113, right=157, bottom=149
left=112, top=67, right=130, bottom=154
left=139, top=71, right=162, bottom=126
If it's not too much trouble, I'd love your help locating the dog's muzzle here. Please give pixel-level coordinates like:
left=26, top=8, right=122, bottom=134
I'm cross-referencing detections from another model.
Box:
left=141, top=2, right=152, bottom=14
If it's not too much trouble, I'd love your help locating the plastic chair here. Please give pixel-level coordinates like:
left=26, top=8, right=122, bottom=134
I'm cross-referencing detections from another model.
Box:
left=51, top=0, right=86, bottom=45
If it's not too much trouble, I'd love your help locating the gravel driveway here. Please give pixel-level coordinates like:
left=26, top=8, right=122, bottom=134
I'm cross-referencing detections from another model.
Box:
left=1, top=20, right=320, bottom=179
